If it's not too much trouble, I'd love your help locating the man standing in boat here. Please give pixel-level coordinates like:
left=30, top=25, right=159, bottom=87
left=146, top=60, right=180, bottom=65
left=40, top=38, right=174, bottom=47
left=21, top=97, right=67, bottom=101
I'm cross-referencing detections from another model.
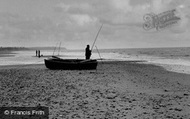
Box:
left=85, top=45, right=91, bottom=59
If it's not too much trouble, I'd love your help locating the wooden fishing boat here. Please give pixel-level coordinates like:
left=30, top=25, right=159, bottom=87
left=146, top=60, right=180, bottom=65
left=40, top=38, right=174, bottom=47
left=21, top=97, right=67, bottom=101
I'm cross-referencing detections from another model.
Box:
left=44, top=57, right=98, bottom=70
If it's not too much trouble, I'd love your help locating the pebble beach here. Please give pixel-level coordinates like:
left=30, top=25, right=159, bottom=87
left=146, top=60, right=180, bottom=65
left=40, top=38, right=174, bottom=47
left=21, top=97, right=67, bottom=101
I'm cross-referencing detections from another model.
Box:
left=0, top=61, right=190, bottom=119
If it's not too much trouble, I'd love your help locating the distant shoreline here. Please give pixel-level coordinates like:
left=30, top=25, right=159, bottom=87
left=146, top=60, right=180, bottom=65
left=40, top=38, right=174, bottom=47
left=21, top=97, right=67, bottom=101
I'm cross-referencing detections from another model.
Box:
left=0, top=47, right=66, bottom=51
left=0, top=47, right=67, bottom=57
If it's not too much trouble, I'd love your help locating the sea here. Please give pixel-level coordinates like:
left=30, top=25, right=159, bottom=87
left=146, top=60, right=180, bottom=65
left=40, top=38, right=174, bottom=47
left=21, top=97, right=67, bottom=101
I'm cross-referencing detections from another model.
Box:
left=1, top=47, right=190, bottom=74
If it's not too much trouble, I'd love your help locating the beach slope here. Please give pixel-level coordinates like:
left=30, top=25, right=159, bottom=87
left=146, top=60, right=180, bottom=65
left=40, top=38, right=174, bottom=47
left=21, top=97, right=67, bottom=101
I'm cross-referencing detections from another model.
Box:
left=0, top=61, right=190, bottom=118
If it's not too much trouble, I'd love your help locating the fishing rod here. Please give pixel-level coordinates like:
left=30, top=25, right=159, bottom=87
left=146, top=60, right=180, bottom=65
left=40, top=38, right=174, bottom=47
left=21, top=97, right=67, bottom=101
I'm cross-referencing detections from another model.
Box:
left=91, top=24, right=103, bottom=51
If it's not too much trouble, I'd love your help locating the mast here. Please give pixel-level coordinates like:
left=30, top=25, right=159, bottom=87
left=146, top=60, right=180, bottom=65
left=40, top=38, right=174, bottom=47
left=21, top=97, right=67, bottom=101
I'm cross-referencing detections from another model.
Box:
left=53, top=43, right=58, bottom=56
left=58, top=42, right=61, bottom=56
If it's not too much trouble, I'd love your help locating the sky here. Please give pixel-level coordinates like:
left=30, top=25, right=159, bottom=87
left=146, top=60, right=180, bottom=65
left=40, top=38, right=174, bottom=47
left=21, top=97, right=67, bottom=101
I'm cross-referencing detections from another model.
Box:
left=0, top=0, right=190, bottom=49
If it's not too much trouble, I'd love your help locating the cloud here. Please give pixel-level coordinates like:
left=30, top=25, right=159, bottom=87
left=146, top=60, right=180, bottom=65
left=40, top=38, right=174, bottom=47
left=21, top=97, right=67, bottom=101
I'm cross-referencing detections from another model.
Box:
left=56, top=3, right=70, bottom=12
left=70, top=14, right=97, bottom=26
left=151, top=0, right=179, bottom=12
left=168, top=0, right=190, bottom=33
left=112, top=0, right=132, bottom=13
left=55, top=0, right=151, bottom=27
left=0, top=12, right=65, bottom=46
left=1, top=0, right=190, bottom=48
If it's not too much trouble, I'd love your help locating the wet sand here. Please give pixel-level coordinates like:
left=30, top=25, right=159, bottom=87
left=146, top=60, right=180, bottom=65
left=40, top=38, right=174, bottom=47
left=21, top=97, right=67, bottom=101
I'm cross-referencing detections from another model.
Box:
left=0, top=61, right=190, bottom=119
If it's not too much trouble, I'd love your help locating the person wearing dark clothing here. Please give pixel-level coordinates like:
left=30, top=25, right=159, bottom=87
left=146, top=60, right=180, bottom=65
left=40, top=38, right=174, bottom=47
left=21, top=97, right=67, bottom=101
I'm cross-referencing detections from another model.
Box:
left=38, top=50, right=41, bottom=58
left=85, top=45, right=91, bottom=60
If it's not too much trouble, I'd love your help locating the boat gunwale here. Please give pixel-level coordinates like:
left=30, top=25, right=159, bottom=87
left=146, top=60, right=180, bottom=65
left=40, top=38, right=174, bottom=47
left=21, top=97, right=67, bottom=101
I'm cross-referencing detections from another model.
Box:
left=44, top=59, right=97, bottom=64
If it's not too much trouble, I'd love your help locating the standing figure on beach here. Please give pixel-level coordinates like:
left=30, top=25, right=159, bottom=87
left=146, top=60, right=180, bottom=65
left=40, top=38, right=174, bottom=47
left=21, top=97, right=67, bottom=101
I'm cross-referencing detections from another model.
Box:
left=38, top=50, right=41, bottom=58
left=85, top=45, right=91, bottom=60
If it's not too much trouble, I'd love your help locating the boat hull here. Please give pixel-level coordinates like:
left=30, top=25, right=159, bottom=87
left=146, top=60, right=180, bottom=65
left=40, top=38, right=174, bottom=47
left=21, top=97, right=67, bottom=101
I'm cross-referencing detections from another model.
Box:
left=44, top=59, right=98, bottom=70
